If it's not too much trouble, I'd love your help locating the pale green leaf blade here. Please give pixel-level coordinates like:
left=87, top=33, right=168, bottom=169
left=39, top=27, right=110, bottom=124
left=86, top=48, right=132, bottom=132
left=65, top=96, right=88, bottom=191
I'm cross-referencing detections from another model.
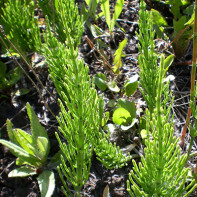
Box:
left=124, top=75, right=139, bottom=97
left=26, top=103, right=50, bottom=157
left=164, top=54, right=174, bottom=70
left=113, top=39, right=127, bottom=74
left=107, top=80, right=120, bottom=92
left=26, top=103, right=49, bottom=141
left=0, top=139, right=41, bottom=166
left=151, top=9, right=168, bottom=26
left=94, top=73, right=108, bottom=91
left=117, top=99, right=136, bottom=119
left=36, top=136, right=49, bottom=161
left=37, top=171, right=55, bottom=197
left=111, top=0, right=124, bottom=30
left=8, top=166, right=36, bottom=177
left=7, top=119, right=19, bottom=146
left=100, top=0, right=111, bottom=31
left=112, top=108, right=131, bottom=126
left=13, top=129, right=35, bottom=155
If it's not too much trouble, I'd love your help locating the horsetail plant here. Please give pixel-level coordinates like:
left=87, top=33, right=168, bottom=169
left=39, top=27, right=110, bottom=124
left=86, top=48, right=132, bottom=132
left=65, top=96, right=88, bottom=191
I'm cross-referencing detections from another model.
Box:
left=38, top=0, right=83, bottom=47
left=1, top=0, right=41, bottom=53
left=43, top=19, right=131, bottom=196
left=136, top=0, right=159, bottom=116
left=127, top=1, right=197, bottom=195
left=127, top=54, right=197, bottom=197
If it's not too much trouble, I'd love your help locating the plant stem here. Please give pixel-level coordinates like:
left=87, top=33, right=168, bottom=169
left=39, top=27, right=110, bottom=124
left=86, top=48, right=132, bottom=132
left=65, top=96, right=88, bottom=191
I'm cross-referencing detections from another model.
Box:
left=180, top=0, right=197, bottom=147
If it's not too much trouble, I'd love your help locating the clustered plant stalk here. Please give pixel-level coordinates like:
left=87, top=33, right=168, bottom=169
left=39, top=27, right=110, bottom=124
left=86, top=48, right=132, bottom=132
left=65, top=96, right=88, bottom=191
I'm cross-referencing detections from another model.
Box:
left=135, top=1, right=159, bottom=117
left=42, top=0, right=131, bottom=196
left=127, top=0, right=197, bottom=196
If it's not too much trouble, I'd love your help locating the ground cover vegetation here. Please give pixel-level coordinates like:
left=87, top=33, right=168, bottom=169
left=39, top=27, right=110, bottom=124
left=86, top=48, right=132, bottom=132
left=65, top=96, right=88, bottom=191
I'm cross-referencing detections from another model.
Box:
left=1, top=0, right=197, bottom=196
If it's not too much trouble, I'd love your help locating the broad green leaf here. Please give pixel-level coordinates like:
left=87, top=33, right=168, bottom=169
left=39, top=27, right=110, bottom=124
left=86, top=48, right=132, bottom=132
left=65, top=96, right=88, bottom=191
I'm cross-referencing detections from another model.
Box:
left=112, top=108, right=132, bottom=126
left=164, top=54, right=174, bottom=70
left=37, top=170, right=55, bottom=197
left=85, top=0, right=91, bottom=6
left=7, top=119, right=19, bottom=146
left=121, top=118, right=138, bottom=131
left=117, top=99, right=136, bottom=119
left=94, top=73, right=108, bottom=91
left=16, top=157, right=29, bottom=166
left=0, top=139, right=41, bottom=167
left=26, top=103, right=49, bottom=153
left=172, top=16, right=191, bottom=57
left=164, top=54, right=174, bottom=74
left=151, top=9, right=168, bottom=26
left=113, top=39, right=127, bottom=74
left=13, top=128, right=35, bottom=155
left=100, top=0, right=111, bottom=32
left=107, top=80, right=120, bottom=92
left=111, top=0, right=124, bottom=31
left=124, top=75, right=139, bottom=97
left=36, top=136, right=49, bottom=162
left=173, top=16, right=187, bottom=35
left=8, top=166, right=36, bottom=177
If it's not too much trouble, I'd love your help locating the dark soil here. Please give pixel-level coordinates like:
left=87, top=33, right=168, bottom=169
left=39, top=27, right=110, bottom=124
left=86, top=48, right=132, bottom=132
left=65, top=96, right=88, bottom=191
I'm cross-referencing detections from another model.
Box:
left=0, top=0, right=197, bottom=196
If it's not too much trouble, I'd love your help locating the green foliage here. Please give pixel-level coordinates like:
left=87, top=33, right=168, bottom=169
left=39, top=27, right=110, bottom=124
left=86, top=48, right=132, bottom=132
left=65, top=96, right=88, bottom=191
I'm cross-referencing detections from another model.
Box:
left=0, top=61, right=22, bottom=90
left=112, top=99, right=137, bottom=130
left=124, top=75, right=139, bottom=97
left=38, top=0, right=83, bottom=47
left=83, top=0, right=99, bottom=21
left=43, top=19, right=131, bottom=195
left=136, top=0, right=159, bottom=115
left=127, top=54, right=197, bottom=196
left=137, top=1, right=174, bottom=116
left=113, top=108, right=132, bottom=125
left=150, top=0, right=193, bottom=58
left=100, top=0, right=124, bottom=33
left=0, top=103, right=56, bottom=197
left=94, top=131, right=132, bottom=169
left=1, top=0, right=41, bottom=53
left=94, top=73, right=120, bottom=92
left=113, top=38, right=127, bottom=75
left=94, top=73, right=108, bottom=91
left=172, top=15, right=191, bottom=58
left=37, top=170, right=55, bottom=197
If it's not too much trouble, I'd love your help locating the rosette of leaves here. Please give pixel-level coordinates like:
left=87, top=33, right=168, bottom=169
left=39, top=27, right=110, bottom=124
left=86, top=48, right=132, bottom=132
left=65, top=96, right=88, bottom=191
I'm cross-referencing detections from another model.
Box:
left=0, top=103, right=57, bottom=197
